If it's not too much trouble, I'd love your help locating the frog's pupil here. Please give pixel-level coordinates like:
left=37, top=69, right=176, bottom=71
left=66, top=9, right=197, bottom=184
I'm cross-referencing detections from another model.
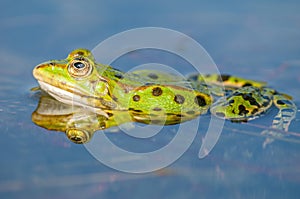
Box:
left=72, top=136, right=82, bottom=142
left=77, top=51, right=84, bottom=55
left=74, top=62, right=85, bottom=69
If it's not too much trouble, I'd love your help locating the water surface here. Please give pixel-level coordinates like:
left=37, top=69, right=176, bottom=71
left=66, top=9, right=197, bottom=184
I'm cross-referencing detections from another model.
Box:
left=1, top=1, right=300, bottom=198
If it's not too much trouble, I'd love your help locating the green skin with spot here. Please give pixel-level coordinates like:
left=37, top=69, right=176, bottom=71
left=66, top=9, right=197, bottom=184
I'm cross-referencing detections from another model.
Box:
left=32, top=49, right=297, bottom=143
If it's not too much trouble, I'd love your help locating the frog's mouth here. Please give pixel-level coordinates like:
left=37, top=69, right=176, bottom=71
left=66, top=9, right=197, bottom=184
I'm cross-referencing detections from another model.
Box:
left=37, top=80, right=109, bottom=117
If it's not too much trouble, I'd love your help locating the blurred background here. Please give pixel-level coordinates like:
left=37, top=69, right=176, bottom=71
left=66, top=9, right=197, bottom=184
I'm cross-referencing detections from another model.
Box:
left=1, top=0, right=300, bottom=198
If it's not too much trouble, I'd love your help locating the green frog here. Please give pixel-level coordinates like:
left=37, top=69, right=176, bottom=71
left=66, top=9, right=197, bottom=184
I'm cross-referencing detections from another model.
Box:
left=32, top=49, right=297, bottom=144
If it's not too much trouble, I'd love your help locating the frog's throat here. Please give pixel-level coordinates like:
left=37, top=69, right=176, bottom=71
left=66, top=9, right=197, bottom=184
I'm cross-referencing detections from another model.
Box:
left=37, top=81, right=109, bottom=117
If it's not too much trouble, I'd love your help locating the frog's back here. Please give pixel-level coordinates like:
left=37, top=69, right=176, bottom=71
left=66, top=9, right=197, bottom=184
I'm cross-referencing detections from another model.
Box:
left=105, top=69, right=213, bottom=124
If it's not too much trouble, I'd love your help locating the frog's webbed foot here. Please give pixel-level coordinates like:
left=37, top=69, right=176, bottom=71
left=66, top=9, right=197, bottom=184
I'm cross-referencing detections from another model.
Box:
left=272, top=94, right=296, bottom=131
left=261, top=94, right=297, bottom=148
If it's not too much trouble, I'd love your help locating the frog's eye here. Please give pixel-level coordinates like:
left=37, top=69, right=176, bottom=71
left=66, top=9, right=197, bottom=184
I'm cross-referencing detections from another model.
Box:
left=68, top=57, right=93, bottom=78
left=66, top=128, right=91, bottom=144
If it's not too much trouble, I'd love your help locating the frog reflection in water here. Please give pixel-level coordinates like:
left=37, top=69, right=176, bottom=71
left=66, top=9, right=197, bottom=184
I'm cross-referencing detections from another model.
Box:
left=32, top=49, right=297, bottom=144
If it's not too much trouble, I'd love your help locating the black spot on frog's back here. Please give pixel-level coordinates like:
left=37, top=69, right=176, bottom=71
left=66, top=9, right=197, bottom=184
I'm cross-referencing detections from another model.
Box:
left=194, top=95, right=207, bottom=107
left=147, top=73, right=159, bottom=79
left=174, top=94, right=185, bottom=104
left=228, top=99, right=235, bottom=105
left=238, top=104, right=249, bottom=115
left=152, top=87, right=163, bottom=96
left=242, top=82, right=252, bottom=87
left=132, top=95, right=141, bottom=102
left=217, top=74, right=231, bottom=82
left=114, top=73, right=124, bottom=79
left=242, top=93, right=260, bottom=107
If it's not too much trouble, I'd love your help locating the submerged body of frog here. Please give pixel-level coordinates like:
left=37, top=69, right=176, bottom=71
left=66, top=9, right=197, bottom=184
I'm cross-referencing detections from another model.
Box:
left=32, top=49, right=297, bottom=143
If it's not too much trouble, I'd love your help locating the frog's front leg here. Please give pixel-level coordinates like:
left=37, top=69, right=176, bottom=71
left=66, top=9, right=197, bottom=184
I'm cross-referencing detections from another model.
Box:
left=262, top=93, right=297, bottom=147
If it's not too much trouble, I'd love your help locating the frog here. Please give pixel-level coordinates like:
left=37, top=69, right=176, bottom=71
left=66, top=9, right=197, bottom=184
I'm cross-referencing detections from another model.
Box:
left=32, top=49, right=297, bottom=144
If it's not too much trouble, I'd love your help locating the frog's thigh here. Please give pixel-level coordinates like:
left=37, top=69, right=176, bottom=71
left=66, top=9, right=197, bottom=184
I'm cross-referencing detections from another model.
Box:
left=210, top=87, right=271, bottom=121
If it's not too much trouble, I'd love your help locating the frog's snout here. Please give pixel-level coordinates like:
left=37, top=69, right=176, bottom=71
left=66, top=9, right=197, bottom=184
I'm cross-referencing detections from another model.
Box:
left=33, top=62, right=48, bottom=80
left=33, top=65, right=40, bottom=79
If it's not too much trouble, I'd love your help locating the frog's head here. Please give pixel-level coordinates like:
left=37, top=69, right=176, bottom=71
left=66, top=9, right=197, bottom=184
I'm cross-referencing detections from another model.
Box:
left=33, top=49, right=113, bottom=114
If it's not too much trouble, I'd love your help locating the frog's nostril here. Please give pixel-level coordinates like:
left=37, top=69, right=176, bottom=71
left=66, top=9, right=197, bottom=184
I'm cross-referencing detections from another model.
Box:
left=33, top=62, right=53, bottom=79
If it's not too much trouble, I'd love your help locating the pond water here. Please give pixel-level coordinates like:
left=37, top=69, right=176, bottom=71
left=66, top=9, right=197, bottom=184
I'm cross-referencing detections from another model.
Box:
left=1, top=1, right=300, bottom=198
